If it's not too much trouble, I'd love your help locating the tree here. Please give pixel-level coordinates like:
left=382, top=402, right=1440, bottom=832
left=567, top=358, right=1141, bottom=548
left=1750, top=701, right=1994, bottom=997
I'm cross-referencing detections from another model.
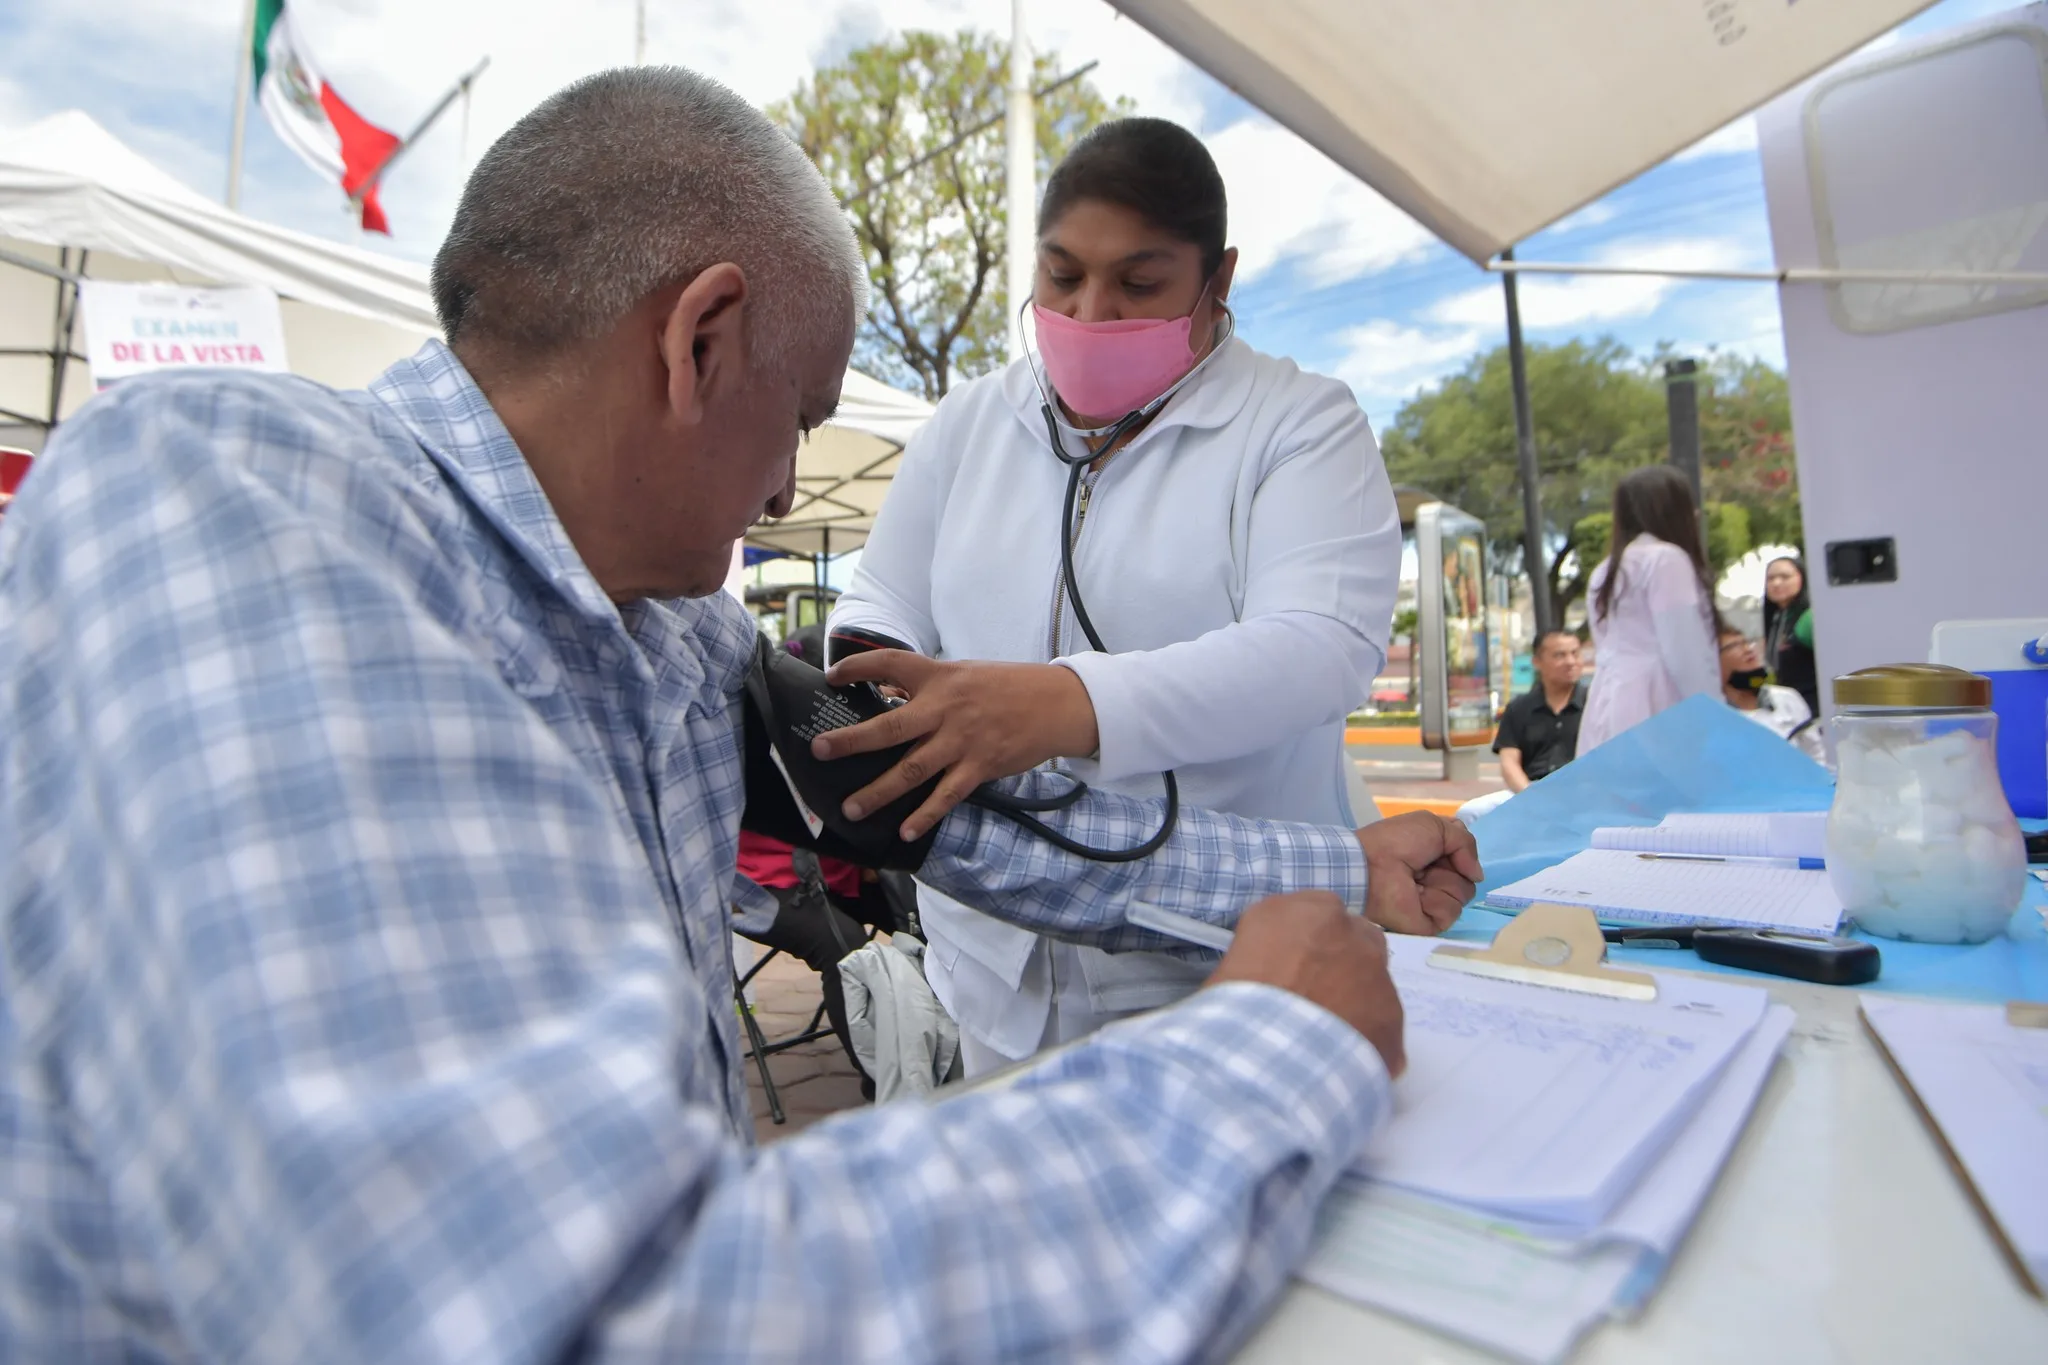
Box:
left=1378, top=339, right=1666, bottom=623
left=1697, top=354, right=1801, bottom=551
left=1380, top=339, right=1797, bottom=622
left=773, top=31, right=1127, bottom=400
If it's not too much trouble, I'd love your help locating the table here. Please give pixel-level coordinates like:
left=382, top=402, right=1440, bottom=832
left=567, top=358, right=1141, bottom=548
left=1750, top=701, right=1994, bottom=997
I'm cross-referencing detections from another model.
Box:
left=1235, top=971, right=2048, bottom=1362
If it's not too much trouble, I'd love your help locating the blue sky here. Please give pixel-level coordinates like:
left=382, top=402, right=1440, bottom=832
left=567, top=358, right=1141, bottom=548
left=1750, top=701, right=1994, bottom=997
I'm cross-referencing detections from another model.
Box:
left=0, top=0, right=2023, bottom=431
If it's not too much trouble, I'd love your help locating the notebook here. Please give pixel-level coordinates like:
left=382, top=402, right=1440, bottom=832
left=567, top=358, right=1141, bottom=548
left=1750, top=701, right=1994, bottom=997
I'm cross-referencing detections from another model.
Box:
left=1591, top=811, right=1828, bottom=861
left=1486, top=848, right=1845, bottom=934
left=1862, top=997, right=2048, bottom=1298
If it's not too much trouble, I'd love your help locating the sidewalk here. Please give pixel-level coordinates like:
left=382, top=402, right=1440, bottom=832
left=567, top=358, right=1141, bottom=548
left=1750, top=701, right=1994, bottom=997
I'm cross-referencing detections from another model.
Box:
left=742, top=947, right=870, bottom=1142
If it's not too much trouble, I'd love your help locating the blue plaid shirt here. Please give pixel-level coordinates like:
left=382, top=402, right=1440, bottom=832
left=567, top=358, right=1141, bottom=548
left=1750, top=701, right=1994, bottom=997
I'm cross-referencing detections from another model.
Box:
left=0, top=342, right=1387, bottom=1364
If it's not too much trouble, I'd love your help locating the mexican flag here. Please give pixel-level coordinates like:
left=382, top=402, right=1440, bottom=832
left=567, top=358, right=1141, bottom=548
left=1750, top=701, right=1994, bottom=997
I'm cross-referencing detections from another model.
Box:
left=252, top=0, right=401, bottom=234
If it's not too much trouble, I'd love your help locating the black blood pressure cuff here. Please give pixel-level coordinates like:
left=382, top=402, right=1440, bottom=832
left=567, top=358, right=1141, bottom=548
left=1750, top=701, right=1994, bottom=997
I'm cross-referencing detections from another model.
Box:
left=739, top=633, right=941, bottom=871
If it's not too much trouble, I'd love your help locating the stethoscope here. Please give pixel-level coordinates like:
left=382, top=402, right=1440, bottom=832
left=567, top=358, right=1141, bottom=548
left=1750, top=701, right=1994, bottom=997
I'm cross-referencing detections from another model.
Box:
left=958, top=299, right=1237, bottom=863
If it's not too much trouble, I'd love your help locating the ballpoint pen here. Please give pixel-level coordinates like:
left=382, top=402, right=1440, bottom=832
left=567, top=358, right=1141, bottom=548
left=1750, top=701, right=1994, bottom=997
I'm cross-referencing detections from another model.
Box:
left=1634, top=851, right=1826, bottom=871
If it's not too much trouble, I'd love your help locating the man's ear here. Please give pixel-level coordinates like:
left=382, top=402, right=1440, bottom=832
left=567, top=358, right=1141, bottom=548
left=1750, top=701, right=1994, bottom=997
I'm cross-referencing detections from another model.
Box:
left=657, top=262, right=749, bottom=425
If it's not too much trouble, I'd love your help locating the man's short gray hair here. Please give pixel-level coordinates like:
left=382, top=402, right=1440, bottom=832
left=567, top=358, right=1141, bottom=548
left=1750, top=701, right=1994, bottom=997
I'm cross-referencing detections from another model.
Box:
left=431, top=66, right=867, bottom=366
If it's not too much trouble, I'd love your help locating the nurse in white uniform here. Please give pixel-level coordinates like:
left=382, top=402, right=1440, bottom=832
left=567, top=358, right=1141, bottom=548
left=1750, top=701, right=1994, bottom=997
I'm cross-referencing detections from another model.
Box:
left=821, top=118, right=1420, bottom=1075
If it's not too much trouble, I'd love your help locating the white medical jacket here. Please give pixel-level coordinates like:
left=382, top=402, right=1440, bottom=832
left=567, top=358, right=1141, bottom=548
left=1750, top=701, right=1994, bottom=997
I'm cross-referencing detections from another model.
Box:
left=832, top=337, right=1402, bottom=1054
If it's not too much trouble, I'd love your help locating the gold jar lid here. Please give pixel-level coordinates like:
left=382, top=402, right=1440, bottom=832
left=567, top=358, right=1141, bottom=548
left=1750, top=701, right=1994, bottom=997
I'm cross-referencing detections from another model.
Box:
left=1833, top=663, right=1991, bottom=709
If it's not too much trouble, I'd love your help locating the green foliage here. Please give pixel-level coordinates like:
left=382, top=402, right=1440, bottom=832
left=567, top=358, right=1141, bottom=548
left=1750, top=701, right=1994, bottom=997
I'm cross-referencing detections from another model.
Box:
left=1704, top=501, right=1753, bottom=576
left=1696, top=354, right=1800, bottom=550
left=772, top=31, right=1128, bottom=400
left=1379, top=338, right=1665, bottom=620
left=1380, top=338, right=1799, bottom=620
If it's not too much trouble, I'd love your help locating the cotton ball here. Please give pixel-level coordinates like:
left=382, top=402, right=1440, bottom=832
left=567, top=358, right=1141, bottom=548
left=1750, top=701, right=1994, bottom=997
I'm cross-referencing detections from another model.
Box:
left=1961, top=780, right=2016, bottom=827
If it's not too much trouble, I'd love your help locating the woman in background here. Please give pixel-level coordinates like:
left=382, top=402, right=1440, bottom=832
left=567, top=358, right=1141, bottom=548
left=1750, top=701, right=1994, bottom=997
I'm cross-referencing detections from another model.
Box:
left=1762, top=555, right=1819, bottom=717
left=1577, top=465, right=1722, bottom=754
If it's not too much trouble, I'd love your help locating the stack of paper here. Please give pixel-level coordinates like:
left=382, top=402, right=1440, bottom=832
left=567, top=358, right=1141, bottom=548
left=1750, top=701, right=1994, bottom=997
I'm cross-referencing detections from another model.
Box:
left=1296, top=935, right=1792, bottom=1362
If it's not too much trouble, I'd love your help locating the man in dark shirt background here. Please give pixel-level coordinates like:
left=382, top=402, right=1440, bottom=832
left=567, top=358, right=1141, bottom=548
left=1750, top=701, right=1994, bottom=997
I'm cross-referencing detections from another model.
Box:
left=1494, top=630, right=1586, bottom=791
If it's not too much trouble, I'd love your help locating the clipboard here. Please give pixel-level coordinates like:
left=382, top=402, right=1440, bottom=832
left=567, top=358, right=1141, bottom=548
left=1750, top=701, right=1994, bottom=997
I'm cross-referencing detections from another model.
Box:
left=1430, top=901, right=1659, bottom=1000
left=1862, top=1000, right=2048, bottom=1300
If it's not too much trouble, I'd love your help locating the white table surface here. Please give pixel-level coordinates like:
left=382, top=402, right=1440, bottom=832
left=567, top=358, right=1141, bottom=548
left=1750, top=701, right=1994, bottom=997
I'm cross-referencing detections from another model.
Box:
left=1234, top=973, right=2048, bottom=1363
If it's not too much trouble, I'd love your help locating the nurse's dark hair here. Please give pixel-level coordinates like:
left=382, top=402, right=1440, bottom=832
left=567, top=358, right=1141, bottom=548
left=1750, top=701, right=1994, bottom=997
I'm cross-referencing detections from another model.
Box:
left=1038, top=118, right=1228, bottom=278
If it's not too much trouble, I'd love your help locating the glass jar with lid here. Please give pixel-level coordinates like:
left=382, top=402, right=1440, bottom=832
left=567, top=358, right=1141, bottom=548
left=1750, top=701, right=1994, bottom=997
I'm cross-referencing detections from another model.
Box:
left=1826, top=664, right=2027, bottom=944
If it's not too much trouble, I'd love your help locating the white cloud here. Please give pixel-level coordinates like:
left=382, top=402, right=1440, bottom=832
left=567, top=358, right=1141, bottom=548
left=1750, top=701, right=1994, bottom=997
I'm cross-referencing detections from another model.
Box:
left=1546, top=201, right=1619, bottom=235
left=1673, top=115, right=1759, bottom=163
left=1327, top=320, right=1484, bottom=422
left=1427, top=236, right=1754, bottom=331
left=1205, top=115, right=1436, bottom=288
left=1331, top=320, right=1482, bottom=390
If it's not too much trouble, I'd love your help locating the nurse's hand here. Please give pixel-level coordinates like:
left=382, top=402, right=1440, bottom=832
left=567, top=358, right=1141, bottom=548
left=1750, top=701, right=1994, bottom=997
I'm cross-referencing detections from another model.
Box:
left=1356, top=812, right=1483, bottom=935
left=813, top=652, right=1101, bottom=842
left=1209, top=891, right=1405, bottom=1076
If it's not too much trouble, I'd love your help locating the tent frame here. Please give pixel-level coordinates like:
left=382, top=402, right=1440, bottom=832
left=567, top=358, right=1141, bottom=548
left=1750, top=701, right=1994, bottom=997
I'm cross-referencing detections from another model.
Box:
left=0, top=244, right=87, bottom=437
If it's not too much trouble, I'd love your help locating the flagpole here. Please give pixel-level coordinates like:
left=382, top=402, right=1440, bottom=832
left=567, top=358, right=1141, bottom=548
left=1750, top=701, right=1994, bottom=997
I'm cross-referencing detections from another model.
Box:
left=635, top=0, right=647, bottom=63
left=226, top=0, right=259, bottom=208
left=348, top=55, right=492, bottom=212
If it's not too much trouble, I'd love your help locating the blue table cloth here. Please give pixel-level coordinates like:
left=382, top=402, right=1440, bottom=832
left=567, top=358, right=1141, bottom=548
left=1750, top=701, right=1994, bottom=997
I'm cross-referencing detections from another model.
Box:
left=1452, top=696, right=2048, bottom=1005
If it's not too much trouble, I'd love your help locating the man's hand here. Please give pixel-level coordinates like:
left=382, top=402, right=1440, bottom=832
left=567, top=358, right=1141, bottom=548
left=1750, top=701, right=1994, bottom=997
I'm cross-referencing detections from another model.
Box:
left=1208, top=892, right=1405, bottom=1077
left=811, top=652, right=1100, bottom=842
left=1357, top=811, right=1483, bottom=935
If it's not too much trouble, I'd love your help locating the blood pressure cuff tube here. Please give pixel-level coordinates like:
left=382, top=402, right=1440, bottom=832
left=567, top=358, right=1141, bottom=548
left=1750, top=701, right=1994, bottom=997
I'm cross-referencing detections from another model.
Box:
left=739, top=633, right=941, bottom=871
left=826, top=624, right=915, bottom=666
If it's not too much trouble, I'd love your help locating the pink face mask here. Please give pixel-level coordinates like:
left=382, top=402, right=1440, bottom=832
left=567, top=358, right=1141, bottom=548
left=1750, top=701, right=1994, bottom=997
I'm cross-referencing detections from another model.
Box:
left=1031, top=293, right=1209, bottom=421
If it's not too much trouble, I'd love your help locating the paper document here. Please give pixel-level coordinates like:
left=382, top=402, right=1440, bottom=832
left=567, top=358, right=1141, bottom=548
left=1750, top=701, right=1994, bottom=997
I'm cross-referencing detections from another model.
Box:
left=1592, top=811, right=1828, bottom=861
left=1862, top=996, right=2048, bottom=1296
left=1353, top=936, right=1769, bottom=1227
left=1301, top=1001, right=1794, bottom=1363
left=1486, top=848, right=1844, bottom=934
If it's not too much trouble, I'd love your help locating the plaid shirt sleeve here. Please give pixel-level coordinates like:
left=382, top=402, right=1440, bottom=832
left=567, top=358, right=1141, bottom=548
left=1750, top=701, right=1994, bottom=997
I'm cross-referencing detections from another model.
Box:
left=0, top=375, right=1389, bottom=1365
left=922, top=774, right=1370, bottom=954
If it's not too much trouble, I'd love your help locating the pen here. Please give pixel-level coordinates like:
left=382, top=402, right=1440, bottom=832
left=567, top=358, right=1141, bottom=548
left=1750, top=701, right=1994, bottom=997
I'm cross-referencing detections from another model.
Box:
left=1126, top=899, right=1235, bottom=951
left=1634, top=852, right=1825, bottom=871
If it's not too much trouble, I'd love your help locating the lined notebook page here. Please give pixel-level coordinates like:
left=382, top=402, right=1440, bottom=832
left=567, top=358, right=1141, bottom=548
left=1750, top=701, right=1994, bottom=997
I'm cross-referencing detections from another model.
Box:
left=1486, top=848, right=1844, bottom=933
left=1592, top=812, right=1827, bottom=861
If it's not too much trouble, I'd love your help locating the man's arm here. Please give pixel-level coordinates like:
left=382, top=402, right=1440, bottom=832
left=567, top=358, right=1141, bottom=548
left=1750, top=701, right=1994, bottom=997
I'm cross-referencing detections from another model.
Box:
left=1492, top=701, right=1530, bottom=791
left=1, top=378, right=1390, bottom=1364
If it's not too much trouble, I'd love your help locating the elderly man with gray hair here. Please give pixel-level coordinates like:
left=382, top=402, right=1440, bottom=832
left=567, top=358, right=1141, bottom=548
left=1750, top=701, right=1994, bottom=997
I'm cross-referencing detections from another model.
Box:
left=0, top=69, right=1479, bottom=1362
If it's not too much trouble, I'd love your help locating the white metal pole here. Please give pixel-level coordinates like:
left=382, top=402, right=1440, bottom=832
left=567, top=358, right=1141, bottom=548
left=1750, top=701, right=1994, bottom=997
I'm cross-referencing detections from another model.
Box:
left=226, top=0, right=259, bottom=208
left=635, top=0, right=647, bottom=64
left=1005, top=0, right=1035, bottom=363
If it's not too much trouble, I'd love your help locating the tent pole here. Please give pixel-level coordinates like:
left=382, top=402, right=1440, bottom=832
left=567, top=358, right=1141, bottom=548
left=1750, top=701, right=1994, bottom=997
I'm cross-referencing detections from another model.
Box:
left=227, top=0, right=258, bottom=209
left=46, top=248, right=85, bottom=431
left=1501, top=246, right=1555, bottom=637
left=349, top=57, right=493, bottom=212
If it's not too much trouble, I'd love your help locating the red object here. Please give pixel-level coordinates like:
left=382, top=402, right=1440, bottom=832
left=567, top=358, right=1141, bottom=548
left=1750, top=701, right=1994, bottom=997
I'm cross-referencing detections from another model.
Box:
left=318, top=85, right=401, bottom=235
left=736, top=831, right=863, bottom=900
left=0, top=448, right=31, bottom=497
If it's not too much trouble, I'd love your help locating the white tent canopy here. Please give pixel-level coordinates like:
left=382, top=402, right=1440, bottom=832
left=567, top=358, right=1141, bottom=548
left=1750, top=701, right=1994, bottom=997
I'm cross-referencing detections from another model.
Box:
left=0, top=111, right=929, bottom=554
left=755, top=368, right=933, bottom=558
left=1109, top=0, right=1937, bottom=261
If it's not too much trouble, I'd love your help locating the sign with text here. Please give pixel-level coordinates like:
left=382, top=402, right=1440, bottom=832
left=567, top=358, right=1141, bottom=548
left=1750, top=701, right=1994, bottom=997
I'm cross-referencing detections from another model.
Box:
left=79, top=282, right=290, bottom=386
